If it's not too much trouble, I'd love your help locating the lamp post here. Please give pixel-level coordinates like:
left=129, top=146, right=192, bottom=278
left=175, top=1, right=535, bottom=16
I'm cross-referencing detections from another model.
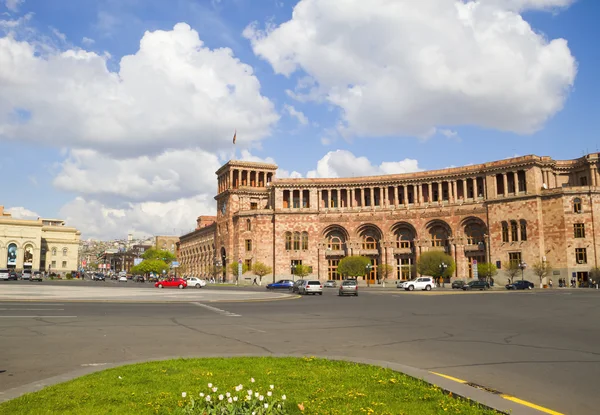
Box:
left=366, top=263, right=372, bottom=287
left=519, top=261, right=527, bottom=281
left=290, top=264, right=296, bottom=282
left=439, top=262, right=448, bottom=288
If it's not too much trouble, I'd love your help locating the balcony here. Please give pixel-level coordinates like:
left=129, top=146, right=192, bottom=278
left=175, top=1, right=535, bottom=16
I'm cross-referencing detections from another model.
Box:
left=325, top=249, right=346, bottom=258
left=429, top=246, right=448, bottom=253
left=393, top=247, right=413, bottom=255
left=359, top=249, right=380, bottom=256
left=464, top=244, right=484, bottom=252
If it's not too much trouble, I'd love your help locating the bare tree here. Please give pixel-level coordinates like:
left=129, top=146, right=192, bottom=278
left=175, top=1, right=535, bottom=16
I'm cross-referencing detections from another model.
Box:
left=503, top=261, right=520, bottom=284
left=532, top=261, right=553, bottom=287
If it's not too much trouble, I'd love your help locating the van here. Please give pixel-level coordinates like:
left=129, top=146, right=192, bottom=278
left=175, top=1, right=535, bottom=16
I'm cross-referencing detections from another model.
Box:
left=0, top=268, right=9, bottom=280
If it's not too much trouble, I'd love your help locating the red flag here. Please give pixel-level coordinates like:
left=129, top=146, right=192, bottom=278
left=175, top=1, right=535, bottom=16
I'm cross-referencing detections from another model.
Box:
left=232, top=129, right=237, bottom=144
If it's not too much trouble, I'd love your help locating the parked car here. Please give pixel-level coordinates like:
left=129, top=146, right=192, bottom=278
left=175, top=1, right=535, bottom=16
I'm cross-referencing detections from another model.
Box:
left=289, top=279, right=305, bottom=293
left=266, top=279, right=294, bottom=290
left=298, top=280, right=323, bottom=295
left=323, top=280, right=337, bottom=288
left=404, top=277, right=436, bottom=291
left=92, top=273, right=105, bottom=281
left=451, top=280, right=466, bottom=289
left=339, top=279, right=359, bottom=296
left=506, top=280, right=534, bottom=290
left=148, top=275, right=159, bottom=282
left=31, top=271, right=43, bottom=282
left=397, top=279, right=413, bottom=289
left=187, top=277, right=207, bottom=288
left=9, top=271, right=19, bottom=280
left=21, top=270, right=32, bottom=280
left=462, top=280, right=490, bottom=291
left=155, top=278, right=187, bottom=289
left=0, top=269, right=9, bottom=280
left=118, top=276, right=128, bottom=282
left=134, top=275, right=145, bottom=283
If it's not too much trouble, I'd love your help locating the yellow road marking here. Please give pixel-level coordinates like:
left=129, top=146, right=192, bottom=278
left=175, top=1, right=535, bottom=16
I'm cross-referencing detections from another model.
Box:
left=429, top=371, right=468, bottom=384
left=501, top=395, right=565, bottom=415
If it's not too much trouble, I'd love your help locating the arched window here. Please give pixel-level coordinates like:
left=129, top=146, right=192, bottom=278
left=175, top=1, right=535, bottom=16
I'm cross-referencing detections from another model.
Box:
left=246, top=219, right=252, bottom=231
left=285, top=232, right=292, bottom=251
left=62, top=248, right=68, bottom=256
left=573, top=198, right=582, bottom=213
left=301, top=232, right=309, bottom=250
left=52, top=248, right=57, bottom=256
left=501, top=222, right=509, bottom=243
left=363, top=236, right=376, bottom=250
left=429, top=225, right=448, bottom=247
left=510, top=221, right=519, bottom=241
left=465, top=223, right=485, bottom=245
left=520, top=220, right=528, bottom=241
left=396, top=229, right=413, bottom=249
left=293, top=232, right=301, bottom=250
left=329, top=236, right=341, bottom=250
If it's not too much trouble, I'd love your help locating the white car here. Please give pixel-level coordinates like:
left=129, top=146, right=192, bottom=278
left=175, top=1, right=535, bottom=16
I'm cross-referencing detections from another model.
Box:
left=397, top=280, right=412, bottom=289
left=404, top=277, right=436, bottom=291
left=187, top=277, right=207, bottom=288
left=118, top=276, right=127, bottom=282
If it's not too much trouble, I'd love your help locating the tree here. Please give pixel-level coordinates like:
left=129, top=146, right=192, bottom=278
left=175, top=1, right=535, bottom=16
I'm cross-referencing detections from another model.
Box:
left=503, top=261, right=520, bottom=283
left=417, top=251, right=455, bottom=285
left=378, top=263, right=394, bottom=286
left=589, top=267, right=600, bottom=286
left=294, top=264, right=311, bottom=279
left=228, top=262, right=249, bottom=282
left=142, top=248, right=176, bottom=263
left=210, top=265, right=223, bottom=282
left=338, top=256, right=371, bottom=279
left=532, top=261, right=553, bottom=287
left=130, top=259, right=170, bottom=276
left=252, top=262, right=272, bottom=285
left=477, top=262, right=498, bottom=283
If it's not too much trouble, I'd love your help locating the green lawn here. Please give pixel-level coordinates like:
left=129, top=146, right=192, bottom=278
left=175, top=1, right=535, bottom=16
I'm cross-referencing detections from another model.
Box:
left=0, top=357, right=499, bottom=415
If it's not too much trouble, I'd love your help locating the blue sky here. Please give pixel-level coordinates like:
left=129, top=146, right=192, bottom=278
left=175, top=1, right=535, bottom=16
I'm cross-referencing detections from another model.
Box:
left=0, top=0, right=597, bottom=239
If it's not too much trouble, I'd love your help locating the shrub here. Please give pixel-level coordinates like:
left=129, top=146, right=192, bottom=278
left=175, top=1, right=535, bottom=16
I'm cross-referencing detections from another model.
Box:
left=66, top=273, right=73, bottom=279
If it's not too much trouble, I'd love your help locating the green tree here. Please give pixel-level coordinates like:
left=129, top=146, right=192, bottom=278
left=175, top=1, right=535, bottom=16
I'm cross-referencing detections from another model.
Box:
left=589, top=267, right=600, bottom=286
left=503, top=261, right=520, bottom=283
left=532, top=261, right=553, bottom=287
left=477, top=262, right=498, bottom=282
left=294, top=264, right=311, bottom=279
left=417, top=251, right=455, bottom=285
left=142, top=248, right=176, bottom=263
left=130, top=259, right=170, bottom=276
left=252, top=262, right=272, bottom=285
left=228, top=262, right=249, bottom=282
left=210, top=265, right=223, bottom=282
left=378, top=263, right=395, bottom=285
left=338, top=256, right=371, bottom=278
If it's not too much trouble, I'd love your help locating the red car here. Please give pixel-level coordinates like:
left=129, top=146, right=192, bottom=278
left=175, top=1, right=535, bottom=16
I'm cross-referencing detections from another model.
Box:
left=154, top=278, right=187, bottom=289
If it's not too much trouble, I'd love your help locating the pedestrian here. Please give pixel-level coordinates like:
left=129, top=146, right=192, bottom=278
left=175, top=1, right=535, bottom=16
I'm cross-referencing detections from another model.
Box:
left=549, top=279, right=553, bottom=288
left=252, top=277, right=258, bottom=286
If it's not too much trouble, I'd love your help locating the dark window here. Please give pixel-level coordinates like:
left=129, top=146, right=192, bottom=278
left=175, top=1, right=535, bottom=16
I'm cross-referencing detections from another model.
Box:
left=519, top=220, right=527, bottom=241
left=501, top=222, right=509, bottom=243
left=293, top=232, right=301, bottom=250
left=510, top=221, right=518, bottom=241
left=285, top=232, right=292, bottom=251
left=301, top=232, right=309, bottom=250
left=575, top=248, right=587, bottom=264
left=574, top=223, right=585, bottom=238
left=508, top=252, right=522, bottom=265
left=573, top=198, right=582, bottom=213
left=245, top=240, right=252, bottom=252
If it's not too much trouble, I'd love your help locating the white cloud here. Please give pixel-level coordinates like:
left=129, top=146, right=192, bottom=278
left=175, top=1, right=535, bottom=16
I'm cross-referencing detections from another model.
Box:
left=244, top=0, right=577, bottom=138
left=3, top=0, right=24, bottom=13
left=0, top=22, right=279, bottom=157
left=53, top=148, right=222, bottom=203
left=6, top=206, right=38, bottom=220
left=438, top=128, right=461, bottom=141
left=306, top=150, right=422, bottom=178
left=283, top=104, right=308, bottom=125
left=81, top=36, right=95, bottom=46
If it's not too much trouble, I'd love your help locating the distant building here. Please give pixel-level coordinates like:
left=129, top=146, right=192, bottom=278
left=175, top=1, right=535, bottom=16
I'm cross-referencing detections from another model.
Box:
left=177, top=216, right=217, bottom=277
left=155, top=235, right=179, bottom=254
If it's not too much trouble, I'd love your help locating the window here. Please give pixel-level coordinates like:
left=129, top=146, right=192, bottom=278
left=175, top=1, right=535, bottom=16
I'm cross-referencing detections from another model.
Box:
left=396, top=229, right=412, bottom=249
left=293, top=232, right=301, bottom=250
left=246, top=219, right=252, bottom=231
left=283, top=190, right=290, bottom=208
left=250, top=202, right=258, bottom=210
left=62, top=261, right=67, bottom=268
left=501, top=222, right=509, bottom=243
left=580, top=176, right=588, bottom=186
left=399, top=257, right=413, bottom=280
left=363, top=236, right=376, bottom=250
left=285, top=232, right=292, bottom=251
left=329, top=236, right=341, bottom=250
left=574, top=223, right=585, bottom=238
left=51, top=260, right=56, bottom=267
left=575, top=248, right=587, bottom=264
left=52, top=248, right=57, bottom=256
left=510, top=221, right=518, bottom=241
left=245, top=239, right=252, bottom=252
left=573, top=198, right=582, bottom=213
left=245, top=259, right=252, bottom=270
left=328, top=259, right=340, bottom=280
left=62, top=248, right=68, bottom=256
left=508, top=252, right=522, bottom=265
left=302, top=190, right=310, bottom=208
left=292, top=190, right=300, bottom=208
left=301, top=232, right=309, bottom=250
left=519, top=220, right=527, bottom=241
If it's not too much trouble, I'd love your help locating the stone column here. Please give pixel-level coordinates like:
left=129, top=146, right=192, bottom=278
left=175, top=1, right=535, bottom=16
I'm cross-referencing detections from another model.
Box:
left=427, top=183, right=432, bottom=203
left=361, top=188, right=365, bottom=207
left=299, top=188, right=303, bottom=209
left=451, top=181, right=457, bottom=203
left=403, top=186, right=408, bottom=206
left=394, top=186, right=399, bottom=207
left=503, top=173, right=508, bottom=197
left=514, top=171, right=520, bottom=194
left=416, top=184, right=422, bottom=205
left=437, top=182, right=442, bottom=202
left=462, top=180, right=467, bottom=200
left=382, top=187, right=387, bottom=207
left=349, top=188, right=354, bottom=208
left=371, top=187, right=375, bottom=209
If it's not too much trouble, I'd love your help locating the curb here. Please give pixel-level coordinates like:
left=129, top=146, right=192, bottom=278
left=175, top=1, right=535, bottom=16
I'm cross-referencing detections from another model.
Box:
left=0, top=354, right=559, bottom=414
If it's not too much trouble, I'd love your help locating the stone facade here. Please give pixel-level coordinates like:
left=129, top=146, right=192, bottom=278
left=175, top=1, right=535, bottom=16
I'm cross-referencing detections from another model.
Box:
left=154, top=236, right=179, bottom=254
left=0, top=206, right=81, bottom=274
left=182, top=154, right=600, bottom=286
left=176, top=216, right=217, bottom=278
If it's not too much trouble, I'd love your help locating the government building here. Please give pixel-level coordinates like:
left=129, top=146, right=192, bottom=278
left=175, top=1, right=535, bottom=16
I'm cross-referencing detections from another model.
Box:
left=177, top=153, right=600, bottom=286
left=0, top=206, right=81, bottom=275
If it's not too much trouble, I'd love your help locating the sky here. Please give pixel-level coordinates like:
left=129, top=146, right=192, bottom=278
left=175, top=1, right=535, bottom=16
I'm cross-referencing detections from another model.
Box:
left=0, top=0, right=597, bottom=240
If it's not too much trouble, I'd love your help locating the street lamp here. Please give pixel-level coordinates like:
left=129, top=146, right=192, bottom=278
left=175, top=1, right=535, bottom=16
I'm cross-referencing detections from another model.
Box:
left=290, top=264, right=297, bottom=282
left=439, top=262, right=448, bottom=287
left=366, top=263, right=372, bottom=287
left=519, top=261, right=527, bottom=281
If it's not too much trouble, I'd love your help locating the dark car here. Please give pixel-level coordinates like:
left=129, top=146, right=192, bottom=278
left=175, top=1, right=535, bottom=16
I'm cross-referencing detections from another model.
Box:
left=463, top=280, right=490, bottom=291
left=92, top=273, right=105, bottom=281
left=9, top=271, right=18, bottom=281
left=266, top=279, right=294, bottom=290
left=506, top=280, right=534, bottom=290
left=451, top=280, right=466, bottom=289
left=134, top=275, right=145, bottom=282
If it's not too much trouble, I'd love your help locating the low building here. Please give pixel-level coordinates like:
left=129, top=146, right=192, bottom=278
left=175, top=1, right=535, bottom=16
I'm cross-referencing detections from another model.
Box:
left=177, top=216, right=217, bottom=278
left=155, top=235, right=179, bottom=254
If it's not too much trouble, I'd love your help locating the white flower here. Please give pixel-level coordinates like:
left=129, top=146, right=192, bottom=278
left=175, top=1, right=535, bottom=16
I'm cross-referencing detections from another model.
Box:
left=208, top=383, right=212, bottom=388
left=233, top=396, right=238, bottom=402
left=264, top=403, right=269, bottom=409
left=255, top=392, right=259, bottom=398
left=259, top=395, right=264, bottom=401
left=267, top=391, right=272, bottom=397
left=199, top=393, right=205, bottom=397
left=212, top=387, right=218, bottom=392
left=282, top=395, right=287, bottom=400
left=228, top=397, right=233, bottom=403
left=248, top=390, right=253, bottom=396
left=181, top=392, right=187, bottom=398
left=237, top=384, right=243, bottom=391
left=270, top=385, right=274, bottom=390
left=251, top=378, right=255, bottom=383
left=205, top=395, right=211, bottom=402
left=219, top=394, right=224, bottom=401
left=118, top=376, right=122, bottom=379
left=226, top=392, right=231, bottom=398
left=252, top=412, right=256, bottom=415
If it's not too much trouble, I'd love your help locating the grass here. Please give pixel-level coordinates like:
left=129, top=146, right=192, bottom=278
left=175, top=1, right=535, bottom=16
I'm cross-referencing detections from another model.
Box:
left=0, top=357, right=500, bottom=415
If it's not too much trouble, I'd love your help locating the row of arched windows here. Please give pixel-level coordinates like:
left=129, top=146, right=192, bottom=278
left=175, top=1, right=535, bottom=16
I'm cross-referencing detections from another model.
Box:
left=50, top=248, right=69, bottom=256
left=501, top=220, right=527, bottom=243
left=284, top=232, right=309, bottom=251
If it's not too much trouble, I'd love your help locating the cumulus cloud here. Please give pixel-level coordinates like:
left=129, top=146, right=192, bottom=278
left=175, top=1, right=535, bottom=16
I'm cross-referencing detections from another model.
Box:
left=3, top=0, right=24, bottom=12
left=0, top=22, right=279, bottom=157
left=307, top=150, right=422, bottom=178
left=6, top=206, right=38, bottom=220
left=244, top=0, right=577, bottom=138
left=81, top=36, right=95, bottom=46
left=283, top=104, right=308, bottom=125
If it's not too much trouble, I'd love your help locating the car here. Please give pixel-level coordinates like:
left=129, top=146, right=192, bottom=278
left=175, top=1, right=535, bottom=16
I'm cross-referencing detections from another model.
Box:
left=92, top=273, right=105, bottom=281
left=298, top=280, right=323, bottom=295
left=462, top=280, right=490, bottom=291
left=397, top=279, right=413, bottom=289
left=133, top=275, right=145, bottom=283
left=9, top=271, right=19, bottom=280
left=404, top=277, right=436, bottom=291
left=118, top=276, right=128, bottom=282
left=0, top=269, right=9, bottom=281
left=31, top=271, right=43, bottom=282
left=451, top=280, right=466, bottom=289
left=506, top=280, right=534, bottom=290
left=187, top=277, right=207, bottom=288
left=289, top=279, right=305, bottom=293
left=21, top=270, right=32, bottom=280
left=323, top=280, right=337, bottom=288
left=266, top=279, right=294, bottom=290
left=148, top=275, right=159, bottom=282
left=338, top=279, right=359, bottom=296
left=155, top=278, right=187, bottom=289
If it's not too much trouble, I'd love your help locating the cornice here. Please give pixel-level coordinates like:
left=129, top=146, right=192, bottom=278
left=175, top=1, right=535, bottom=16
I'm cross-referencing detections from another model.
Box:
left=216, top=160, right=278, bottom=175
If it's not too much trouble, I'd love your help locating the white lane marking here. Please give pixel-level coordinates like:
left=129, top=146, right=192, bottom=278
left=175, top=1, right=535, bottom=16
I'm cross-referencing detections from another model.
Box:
left=0, top=308, right=65, bottom=311
left=0, top=303, right=65, bottom=306
left=245, top=326, right=267, bottom=333
left=81, top=363, right=108, bottom=367
left=0, top=316, right=77, bottom=318
left=190, top=302, right=241, bottom=317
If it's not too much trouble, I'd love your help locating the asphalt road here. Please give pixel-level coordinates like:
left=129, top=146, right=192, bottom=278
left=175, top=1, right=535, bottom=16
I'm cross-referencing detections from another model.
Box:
left=0, top=283, right=599, bottom=414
